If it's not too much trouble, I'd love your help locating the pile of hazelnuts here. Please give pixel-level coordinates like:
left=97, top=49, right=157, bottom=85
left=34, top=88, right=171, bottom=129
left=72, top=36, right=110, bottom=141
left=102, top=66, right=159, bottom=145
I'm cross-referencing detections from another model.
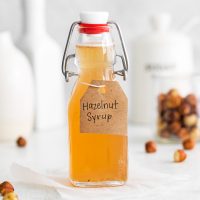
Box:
left=157, top=89, right=199, bottom=141
left=145, top=88, right=200, bottom=162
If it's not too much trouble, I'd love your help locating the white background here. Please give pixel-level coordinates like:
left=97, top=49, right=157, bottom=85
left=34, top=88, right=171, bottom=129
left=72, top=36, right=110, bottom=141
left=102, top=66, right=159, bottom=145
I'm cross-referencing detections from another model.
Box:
left=1, top=0, right=200, bottom=85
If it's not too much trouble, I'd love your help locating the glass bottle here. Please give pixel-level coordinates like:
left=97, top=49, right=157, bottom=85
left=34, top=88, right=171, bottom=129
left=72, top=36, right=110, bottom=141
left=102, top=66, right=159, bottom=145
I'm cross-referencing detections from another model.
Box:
left=62, top=12, right=128, bottom=187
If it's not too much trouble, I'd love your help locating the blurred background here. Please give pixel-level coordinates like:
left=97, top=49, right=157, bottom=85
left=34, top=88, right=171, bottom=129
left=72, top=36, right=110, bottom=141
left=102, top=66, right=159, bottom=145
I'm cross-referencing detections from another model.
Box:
left=1, top=0, right=200, bottom=141
left=1, top=0, right=200, bottom=48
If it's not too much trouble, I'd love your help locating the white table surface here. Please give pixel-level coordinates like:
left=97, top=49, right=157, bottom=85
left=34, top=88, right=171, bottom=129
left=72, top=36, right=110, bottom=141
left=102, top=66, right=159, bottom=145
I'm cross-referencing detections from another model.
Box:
left=0, top=125, right=200, bottom=200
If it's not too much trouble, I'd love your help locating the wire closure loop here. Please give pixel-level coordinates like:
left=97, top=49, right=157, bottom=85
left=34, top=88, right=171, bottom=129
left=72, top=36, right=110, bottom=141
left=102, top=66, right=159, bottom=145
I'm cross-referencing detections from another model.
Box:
left=61, top=21, right=129, bottom=82
left=61, top=21, right=80, bottom=82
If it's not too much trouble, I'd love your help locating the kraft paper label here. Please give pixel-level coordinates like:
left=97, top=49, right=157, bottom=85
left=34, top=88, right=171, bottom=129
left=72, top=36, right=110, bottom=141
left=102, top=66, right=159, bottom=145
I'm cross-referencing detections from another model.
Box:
left=80, top=80, right=128, bottom=135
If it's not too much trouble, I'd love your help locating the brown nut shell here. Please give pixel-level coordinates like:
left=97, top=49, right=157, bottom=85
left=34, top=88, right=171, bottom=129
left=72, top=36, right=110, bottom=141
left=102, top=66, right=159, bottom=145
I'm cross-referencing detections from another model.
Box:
left=0, top=181, right=14, bottom=196
left=166, top=89, right=182, bottom=109
left=145, top=141, right=157, bottom=153
left=16, top=136, right=27, bottom=147
left=3, top=192, right=18, bottom=200
left=174, top=149, right=187, bottom=162
left=183, top=114, right=198, bottom=127
left=185, top=94, right=197, bottom=107
left=158, top=93, right=166, bottom=104
left=179, top=102, right=192, bottom=115
left=176, top=128, right=190, bottom=140
left=157, top=119, right=167, bottom=131
left=159, top=129, right=171, bottom=138
left=163, top=110, right=180, bottom=122
left=158, top=93, right=167, bottom=113
left=169, top=122, right=181, bottom=134
left=190, top=128, right=200, bottom=140
left=167, top=89, right=180, bottom=97
left=182, top=138, right=195, bottom=150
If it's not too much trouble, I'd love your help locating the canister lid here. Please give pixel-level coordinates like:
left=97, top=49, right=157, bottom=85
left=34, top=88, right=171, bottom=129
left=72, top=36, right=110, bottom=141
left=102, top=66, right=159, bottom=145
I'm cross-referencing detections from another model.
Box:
left=80, top=11, right=109, bottom=24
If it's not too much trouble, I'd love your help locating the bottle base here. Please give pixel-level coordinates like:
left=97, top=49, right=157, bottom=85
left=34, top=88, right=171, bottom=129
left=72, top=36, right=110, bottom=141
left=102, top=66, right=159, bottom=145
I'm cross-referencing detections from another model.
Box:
left=71, top=180, right=126, bottom=187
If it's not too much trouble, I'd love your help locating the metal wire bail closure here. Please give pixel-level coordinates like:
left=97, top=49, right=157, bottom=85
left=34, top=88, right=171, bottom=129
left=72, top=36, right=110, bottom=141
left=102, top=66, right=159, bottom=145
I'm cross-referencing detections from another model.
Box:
left=61, top=21, right=129, bottom=82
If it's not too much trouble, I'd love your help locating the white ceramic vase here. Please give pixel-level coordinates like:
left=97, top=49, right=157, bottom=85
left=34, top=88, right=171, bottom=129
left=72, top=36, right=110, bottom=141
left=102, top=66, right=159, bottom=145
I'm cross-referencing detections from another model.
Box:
left=0, top=32, right=34, bottom=141
left=18, top=0, right=65, bottom=130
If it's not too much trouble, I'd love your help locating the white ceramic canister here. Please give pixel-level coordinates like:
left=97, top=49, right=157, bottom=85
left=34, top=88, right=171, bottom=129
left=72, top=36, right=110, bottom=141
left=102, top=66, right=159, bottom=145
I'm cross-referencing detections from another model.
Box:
left=18, top=0, right=66, bottom=130
left=130, top=14, right=194, bottom=124
left=0, top=32, right=34, bottom=141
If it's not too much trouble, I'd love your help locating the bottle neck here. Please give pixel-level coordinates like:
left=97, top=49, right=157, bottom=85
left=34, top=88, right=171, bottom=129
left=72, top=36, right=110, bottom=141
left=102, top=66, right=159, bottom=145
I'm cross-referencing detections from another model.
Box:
left=76, top=31, right=115, bottom=82
left=22, top=0, right=46, bottom=37
left=79, top=67, right=114, bottom=82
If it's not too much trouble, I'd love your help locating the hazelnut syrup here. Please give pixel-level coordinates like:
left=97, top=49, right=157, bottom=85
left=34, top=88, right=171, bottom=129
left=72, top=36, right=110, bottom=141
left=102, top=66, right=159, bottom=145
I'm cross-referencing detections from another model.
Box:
left=62, top=12, right=128, bottom=187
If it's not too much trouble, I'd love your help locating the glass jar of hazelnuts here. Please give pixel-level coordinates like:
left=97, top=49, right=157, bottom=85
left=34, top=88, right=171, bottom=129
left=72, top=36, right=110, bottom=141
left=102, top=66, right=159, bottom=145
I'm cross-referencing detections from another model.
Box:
left=153, top=75, right=200, bottom=143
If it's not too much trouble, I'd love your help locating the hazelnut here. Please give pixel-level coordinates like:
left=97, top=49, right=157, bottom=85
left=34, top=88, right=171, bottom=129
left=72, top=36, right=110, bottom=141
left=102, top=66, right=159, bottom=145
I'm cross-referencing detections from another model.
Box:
left=190, top=128, right=200, bottom=140
left=158, top=94, right=167, bottom=112
left=174, top=149, right=187, bottom=162
left=0, top=182, right=14, bottom=196
left=185, top=94, right=197, bottom=107
left=179, top=102, right=192, bottom=115
left=145, top=141, right=157, bottom=153
left=158, top=93, right=166, bottom=104
left=183, top=114, right=198, bottom=127
left=166, top=89, right=182, bottom=109
left=157, top=119, right=167, bottom=131
left=191, top=106, right=198, bottom=115
left=16, top=136, right=27, bottom=147
left=169, top=122, right=181, bottom=134
left=163, top=110, right=180, bottom=122
left=176, top=128, right=189, bottom=140
left=3, top=192, right=18, bottom=200
left=159, top=129, right=170, bottom=138
left=167, top=89, right=180, bottom=97
left=182, top=138, right=195, bottom=150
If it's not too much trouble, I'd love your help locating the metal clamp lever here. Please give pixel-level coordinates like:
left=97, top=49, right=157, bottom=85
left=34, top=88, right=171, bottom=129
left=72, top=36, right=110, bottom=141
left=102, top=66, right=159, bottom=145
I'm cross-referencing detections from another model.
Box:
left=63, top=54, right=79, bottom=82
left=108, top=21, right=129, bottom=72
left=62, top=21, right=80, bottom=82
left=114, top=54, right=127, bottom=80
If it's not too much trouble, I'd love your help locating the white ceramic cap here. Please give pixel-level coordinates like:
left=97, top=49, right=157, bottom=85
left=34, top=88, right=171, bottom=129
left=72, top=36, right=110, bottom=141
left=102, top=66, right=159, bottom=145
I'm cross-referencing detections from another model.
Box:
left=80, top=11, right=109, bottom=24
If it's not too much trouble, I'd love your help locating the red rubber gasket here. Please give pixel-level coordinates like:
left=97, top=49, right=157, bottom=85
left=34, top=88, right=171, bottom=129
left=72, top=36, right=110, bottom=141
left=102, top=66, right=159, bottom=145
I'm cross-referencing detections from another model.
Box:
left=79, top=23, right=109, bottom=34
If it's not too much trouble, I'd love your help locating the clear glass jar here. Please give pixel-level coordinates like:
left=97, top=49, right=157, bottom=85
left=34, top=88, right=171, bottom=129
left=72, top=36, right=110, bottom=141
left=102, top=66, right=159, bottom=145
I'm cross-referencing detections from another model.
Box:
left=152, top=75, right=200, bottom=143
